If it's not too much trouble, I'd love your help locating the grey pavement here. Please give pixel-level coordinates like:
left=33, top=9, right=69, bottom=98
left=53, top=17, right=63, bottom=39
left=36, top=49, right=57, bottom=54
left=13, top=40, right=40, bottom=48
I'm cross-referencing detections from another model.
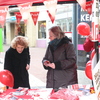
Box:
left=0, top=44, right=92, bottom=89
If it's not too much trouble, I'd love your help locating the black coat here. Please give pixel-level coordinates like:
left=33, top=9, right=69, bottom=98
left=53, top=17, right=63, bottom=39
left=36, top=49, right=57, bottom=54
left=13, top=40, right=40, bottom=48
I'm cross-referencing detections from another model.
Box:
left=4, top=47, right=30, bottom=89
left=42, top=37, right=78, bottom=89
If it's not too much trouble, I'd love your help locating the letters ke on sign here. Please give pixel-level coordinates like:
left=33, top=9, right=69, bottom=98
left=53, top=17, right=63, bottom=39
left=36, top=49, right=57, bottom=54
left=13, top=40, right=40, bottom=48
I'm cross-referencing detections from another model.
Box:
left=80, top=8, right=92, bottom=22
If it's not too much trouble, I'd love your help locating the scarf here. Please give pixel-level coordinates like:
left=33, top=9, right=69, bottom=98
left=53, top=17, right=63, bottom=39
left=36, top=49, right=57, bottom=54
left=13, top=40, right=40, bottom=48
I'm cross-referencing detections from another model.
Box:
left=49, top=38, right=61, bottom=50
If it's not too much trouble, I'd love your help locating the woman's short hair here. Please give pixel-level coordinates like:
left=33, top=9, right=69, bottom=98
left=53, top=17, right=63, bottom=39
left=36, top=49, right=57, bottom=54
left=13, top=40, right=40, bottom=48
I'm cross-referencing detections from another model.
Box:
left=11, top=36, right=29, bottom=49
left=49, top=26, right=65, bottom=39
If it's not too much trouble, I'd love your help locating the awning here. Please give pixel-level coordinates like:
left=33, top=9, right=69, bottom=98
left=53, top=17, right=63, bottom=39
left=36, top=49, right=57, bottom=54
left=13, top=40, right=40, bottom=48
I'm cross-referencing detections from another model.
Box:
left=0, top=0, right=77, bottom=6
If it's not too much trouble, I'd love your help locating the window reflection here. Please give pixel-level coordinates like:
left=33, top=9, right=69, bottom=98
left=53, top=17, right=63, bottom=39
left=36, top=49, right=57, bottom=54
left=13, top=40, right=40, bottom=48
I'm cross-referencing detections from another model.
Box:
left=55, top=18, right=72, bottom=33
left=15, top=24, right=25, bottom=36
left=38, top=18, right=72, bottom=39
left=38, top=21, right=46, bottom=39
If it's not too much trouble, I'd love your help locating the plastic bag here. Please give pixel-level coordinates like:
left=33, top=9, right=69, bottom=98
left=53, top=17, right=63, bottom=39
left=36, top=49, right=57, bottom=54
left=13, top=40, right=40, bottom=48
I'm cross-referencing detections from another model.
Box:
left=50, top=89, right=79, bottom=100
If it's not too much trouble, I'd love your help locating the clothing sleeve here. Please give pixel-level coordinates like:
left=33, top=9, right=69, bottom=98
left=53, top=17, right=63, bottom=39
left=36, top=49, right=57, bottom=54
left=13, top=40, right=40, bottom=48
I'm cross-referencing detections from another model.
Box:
left=83, top=38, right=94, bottom=52
left=54, top=43, right=77, bottom=70
left=4, top=51, right=13, bottom=72
left=26, top=47, right=30, bottom=65
left=42, top=46, right=51, bottom=70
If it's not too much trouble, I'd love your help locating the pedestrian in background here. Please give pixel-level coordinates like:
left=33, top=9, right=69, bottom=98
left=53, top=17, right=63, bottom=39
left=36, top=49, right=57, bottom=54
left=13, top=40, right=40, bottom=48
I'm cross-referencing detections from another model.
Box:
left=4, top=36, right=30, bottom=89
left=42, top=26, right=78, bottom=90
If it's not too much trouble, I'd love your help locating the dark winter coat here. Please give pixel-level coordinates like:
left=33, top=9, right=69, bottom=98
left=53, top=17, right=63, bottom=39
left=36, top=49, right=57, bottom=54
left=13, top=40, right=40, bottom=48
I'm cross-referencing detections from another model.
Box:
left=42, top=36, right=78, bottom=89
left=4, top=47, right=30, bottom=89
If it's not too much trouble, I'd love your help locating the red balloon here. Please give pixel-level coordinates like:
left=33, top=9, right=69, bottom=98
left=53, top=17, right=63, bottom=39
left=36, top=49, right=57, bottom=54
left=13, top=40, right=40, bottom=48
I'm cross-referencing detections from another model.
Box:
left=90, top=47, right=100, bottom=60
left=90, top=49, right=95, bottom=60
left=85, top=61, right=92, bottom=80
left=77, top=22, right=90, bottom=36
left=86, top=60, right=92, bottom=66
left=0, top=70, right=14, bottom=87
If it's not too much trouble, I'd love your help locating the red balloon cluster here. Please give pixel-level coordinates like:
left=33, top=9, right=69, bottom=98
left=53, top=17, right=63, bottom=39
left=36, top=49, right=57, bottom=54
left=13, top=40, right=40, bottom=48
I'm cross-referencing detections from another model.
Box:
left=77, top=22, right=90, bottom=36
left=85, top=60, right=92, bottom=80
left=85, top=47, right=100, bottom=80
left=77, top=22, right=93, bottom=80
left=0, top=70, right=14, bottom=87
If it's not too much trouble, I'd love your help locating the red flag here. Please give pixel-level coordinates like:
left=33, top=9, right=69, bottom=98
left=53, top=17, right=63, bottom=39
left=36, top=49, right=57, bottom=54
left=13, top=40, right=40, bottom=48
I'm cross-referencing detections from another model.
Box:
left=77, top=0, right=86, bottom=10
left=0, top=6, right=8, bottom=28
left=43, top=0, right=57, bottom=19
left=18, top=2, right=32, bottom=24
left=47, top=10, right=55, bottom=23
left=30, top=12, right=39, bottom=25
left=86, top=1, right=93, bottom=15
left=14, top=12, right=22, bottom=24
left=91, top=0, right=99, bottom=41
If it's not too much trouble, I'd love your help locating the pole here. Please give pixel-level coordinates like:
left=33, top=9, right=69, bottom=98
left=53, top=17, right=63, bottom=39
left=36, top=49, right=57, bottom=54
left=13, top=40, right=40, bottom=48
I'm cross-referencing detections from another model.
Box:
left=72, top=3, right=78, bottom=65
left=0, top=28, right=3, bottom=52
left=94, top=41, right=99, bottom=63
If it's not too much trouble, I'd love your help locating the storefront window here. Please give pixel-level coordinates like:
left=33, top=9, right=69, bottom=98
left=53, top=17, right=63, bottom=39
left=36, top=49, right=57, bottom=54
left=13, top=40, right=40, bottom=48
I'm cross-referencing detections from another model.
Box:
left=38, top=21, right=46, bottom=39
left=15, top=24, right=25, bottom=36
left=55, top=18, right=72, bottom=33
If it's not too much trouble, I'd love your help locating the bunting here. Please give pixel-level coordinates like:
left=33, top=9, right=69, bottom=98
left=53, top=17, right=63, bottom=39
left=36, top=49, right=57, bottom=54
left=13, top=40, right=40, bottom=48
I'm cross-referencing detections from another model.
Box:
left=0, top=6, right=8, bottom=28
left=43, top=0, right=57, bottom=23
left=85, top=0, right=93, bottom=15
left=14, top=12, right=22, bottom=24
left=77, top=0, right=86, bottom=11
left=30, top=12, right=39, bottom=25
left=47, top=10, right=55, bottom=23
left=18, top=2, right=32, bottom=24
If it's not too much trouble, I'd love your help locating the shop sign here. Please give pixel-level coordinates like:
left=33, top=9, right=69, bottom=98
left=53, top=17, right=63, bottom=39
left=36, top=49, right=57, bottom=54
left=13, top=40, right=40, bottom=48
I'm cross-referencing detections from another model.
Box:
left=6, top=16, right=16, bottom=23
left=80, top=9, right=92, bottom=22
left=10, top=16, right=16, bottom=21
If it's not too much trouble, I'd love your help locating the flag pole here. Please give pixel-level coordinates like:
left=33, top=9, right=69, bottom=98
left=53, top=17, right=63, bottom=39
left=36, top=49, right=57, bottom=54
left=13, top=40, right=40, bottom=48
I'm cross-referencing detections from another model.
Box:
left=91, top=0, right=99, bottom=63
left=94, top=41, right=99, bottom=63
left=91, top=0, right=99, bottom=87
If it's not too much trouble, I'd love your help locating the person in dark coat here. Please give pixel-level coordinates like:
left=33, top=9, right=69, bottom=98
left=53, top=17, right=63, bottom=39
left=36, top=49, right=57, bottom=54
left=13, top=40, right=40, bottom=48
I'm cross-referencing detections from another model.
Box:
left=4, top=36, right=30, bottom=89
left=42, top=26, right=78, bottom=90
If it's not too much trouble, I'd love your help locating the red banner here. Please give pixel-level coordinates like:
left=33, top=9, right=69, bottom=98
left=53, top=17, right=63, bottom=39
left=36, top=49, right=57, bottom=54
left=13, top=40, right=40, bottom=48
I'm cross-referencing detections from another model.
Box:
left=91, top=0, right=99, bottom=41
left=47, top=10, right=55, bottom=23
left=0, top=6, right=8, bottom=28
left=30, top=12, right=39, bottom=25
left=14, top=12, right=22, bottom=24
left=18, top=2, right=32, bottom=24
left=86, top=0, right=93, bottom=15
left=43, top=0, right=57, bottom=19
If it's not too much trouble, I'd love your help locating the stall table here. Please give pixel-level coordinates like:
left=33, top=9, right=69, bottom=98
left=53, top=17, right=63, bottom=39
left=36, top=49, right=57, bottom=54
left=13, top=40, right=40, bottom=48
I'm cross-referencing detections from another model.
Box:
left=0, top=87, right=98, bottom=100
left=0, top=88, right=54, bottom=100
